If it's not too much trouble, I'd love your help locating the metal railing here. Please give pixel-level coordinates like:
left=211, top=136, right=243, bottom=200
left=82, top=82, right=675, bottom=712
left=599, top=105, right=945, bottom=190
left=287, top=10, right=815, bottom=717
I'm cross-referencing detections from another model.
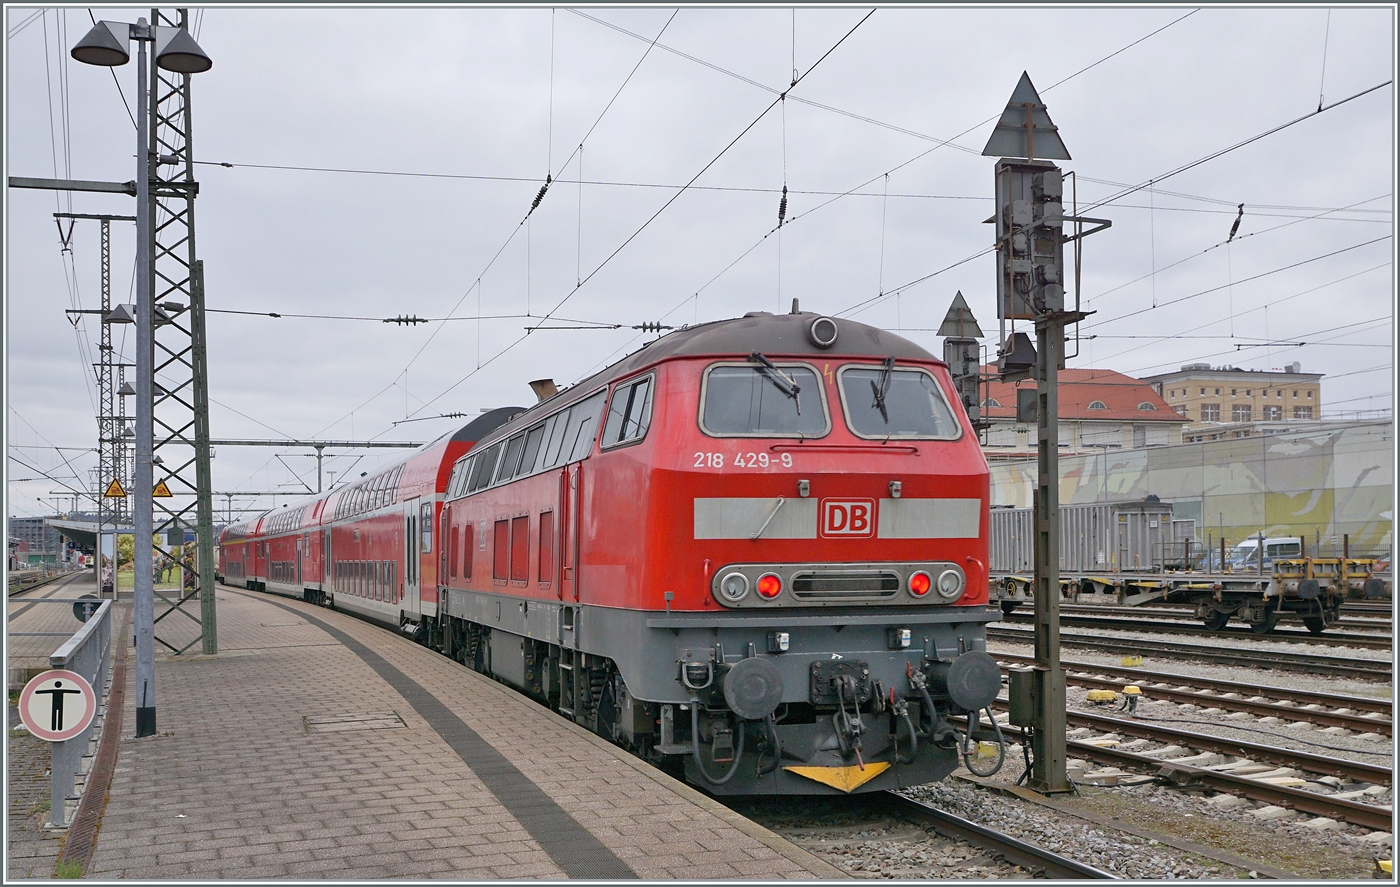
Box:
left=45, top=599, right=113, bottom=828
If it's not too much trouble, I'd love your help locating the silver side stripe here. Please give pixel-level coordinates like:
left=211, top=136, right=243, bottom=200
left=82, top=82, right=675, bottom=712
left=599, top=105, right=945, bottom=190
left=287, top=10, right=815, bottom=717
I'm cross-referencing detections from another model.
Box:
left=694, top=497, right=981, bottom=540
left=694, top=498, right=818, bottom=539
left=877, top=498, right=981, bottom=539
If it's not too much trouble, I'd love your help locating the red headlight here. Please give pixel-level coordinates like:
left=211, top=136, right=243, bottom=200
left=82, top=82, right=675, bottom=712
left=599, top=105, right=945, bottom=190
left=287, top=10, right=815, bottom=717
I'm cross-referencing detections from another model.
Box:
left=756, top=573, right=782, bottom=599
left=908, top=571, right=932, bottom=597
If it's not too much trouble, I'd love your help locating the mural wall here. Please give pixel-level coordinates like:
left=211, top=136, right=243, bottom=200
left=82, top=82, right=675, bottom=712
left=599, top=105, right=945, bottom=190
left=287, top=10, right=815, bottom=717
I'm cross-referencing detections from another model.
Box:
left=989, top=421, right=1393, bottom=557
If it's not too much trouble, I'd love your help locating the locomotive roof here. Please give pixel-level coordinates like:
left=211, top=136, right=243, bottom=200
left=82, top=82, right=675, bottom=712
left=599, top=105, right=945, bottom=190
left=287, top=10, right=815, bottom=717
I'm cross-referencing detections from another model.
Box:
left=470, top=311, right=941, bottom=445
left=616, top=311, right=936, bottom=369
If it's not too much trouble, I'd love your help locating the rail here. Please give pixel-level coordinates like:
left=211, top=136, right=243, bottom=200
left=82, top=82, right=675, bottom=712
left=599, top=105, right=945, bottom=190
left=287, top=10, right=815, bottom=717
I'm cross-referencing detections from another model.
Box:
left=44, top=599, right=114, bottom=828
left=986, top=626, right=1393, bottom=681
left=882, top=792, right=1118, bottom=879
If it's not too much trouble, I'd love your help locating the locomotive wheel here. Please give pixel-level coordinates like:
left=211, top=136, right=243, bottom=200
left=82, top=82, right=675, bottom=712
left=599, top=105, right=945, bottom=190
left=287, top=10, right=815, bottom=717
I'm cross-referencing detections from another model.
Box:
left=1203, top=610, right=1230, bottom=631
left=1000, top=600, right=1019, bottom=616
left=1303, top=616, right=1328, bottom=634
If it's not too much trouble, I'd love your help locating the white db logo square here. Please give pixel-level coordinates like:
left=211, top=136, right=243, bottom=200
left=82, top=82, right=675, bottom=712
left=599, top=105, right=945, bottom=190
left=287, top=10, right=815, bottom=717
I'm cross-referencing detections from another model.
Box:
left=821, top=499, right=875, bottom=538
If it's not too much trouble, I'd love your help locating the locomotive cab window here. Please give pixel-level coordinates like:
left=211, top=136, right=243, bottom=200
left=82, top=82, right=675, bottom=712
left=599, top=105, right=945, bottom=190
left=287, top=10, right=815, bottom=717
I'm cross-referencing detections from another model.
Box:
left=837, top=363, right=961, bottom=440
left=700, top=362, right=828, bottom=437
left=602, top=374, right=654, bottom=448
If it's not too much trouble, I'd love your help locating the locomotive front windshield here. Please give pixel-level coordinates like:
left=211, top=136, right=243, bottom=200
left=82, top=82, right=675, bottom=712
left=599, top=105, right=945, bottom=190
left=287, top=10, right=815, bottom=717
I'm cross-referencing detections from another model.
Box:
left=838, top=365, right=961, bottom=439
left=701, top=364, right=828, bottom=437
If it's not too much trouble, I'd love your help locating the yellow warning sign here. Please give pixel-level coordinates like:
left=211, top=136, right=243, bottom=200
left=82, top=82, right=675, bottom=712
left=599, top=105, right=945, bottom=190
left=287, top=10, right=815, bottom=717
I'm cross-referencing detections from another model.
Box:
left=103, top=479, right=127, bottom=498
left=152, top=481, right=173, bottom=498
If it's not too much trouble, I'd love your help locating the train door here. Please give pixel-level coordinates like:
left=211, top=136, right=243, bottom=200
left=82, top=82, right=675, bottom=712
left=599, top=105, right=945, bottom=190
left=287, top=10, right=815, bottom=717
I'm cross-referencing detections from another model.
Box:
left=404, top=499, right=420, bottom=615
left=297, top=535, right=304, bottom=586
left=324, top=529, right=332, bottom=592
left=560, top=464, right=581, bottom=601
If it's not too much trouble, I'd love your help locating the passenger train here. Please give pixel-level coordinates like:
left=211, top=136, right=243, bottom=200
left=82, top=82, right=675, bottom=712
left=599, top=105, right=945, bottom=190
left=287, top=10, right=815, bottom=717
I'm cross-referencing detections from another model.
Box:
left=219, top=309, right=1002, bottom=795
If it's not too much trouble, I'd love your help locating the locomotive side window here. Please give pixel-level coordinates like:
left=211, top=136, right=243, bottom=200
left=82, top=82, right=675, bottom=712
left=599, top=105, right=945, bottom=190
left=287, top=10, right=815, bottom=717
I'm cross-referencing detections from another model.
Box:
left=541, top=409, right=570, bottom=467
left=837, top=364, right=962, bottom=440
left=510, top=515, right=530, bottom=582
left=563, top=391, right=607, bottom=463
left=700, top=363, right=828, bottom=437
left=602, top=374, right=654, bottom=449
left=493, top=432, right=527, bottom=485
left=469, top=443, right=502, bottom=492
left=518, top=423, right=547, bottom=476
left=538, top=511, right=553, bottom=586
left=461, top=523, right=474, bottom=580
left=493, top=519, right=509, bottom=580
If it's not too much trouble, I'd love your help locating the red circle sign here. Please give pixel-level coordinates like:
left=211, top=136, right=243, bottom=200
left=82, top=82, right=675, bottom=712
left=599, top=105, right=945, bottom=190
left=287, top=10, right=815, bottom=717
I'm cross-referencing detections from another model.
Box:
left=18, top=670, right=96, bottom=742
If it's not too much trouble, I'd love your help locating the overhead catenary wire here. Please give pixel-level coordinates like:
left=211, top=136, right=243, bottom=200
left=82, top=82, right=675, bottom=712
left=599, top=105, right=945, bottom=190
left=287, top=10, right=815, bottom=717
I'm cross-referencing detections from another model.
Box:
left=400, top=10, right=877, bottom=425
left=303, top=7, right=682, bottom=449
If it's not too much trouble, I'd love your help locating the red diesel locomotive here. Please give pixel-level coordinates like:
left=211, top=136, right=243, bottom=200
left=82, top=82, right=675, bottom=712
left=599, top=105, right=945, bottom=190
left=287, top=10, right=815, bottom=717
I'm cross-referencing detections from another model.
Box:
left=220, top=309, right=1002, bottom=795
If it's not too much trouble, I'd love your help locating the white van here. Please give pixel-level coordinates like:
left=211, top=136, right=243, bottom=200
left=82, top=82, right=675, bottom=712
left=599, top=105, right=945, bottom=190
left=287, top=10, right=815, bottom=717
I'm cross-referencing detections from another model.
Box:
left=1230, top=536, right=1303, bottom=571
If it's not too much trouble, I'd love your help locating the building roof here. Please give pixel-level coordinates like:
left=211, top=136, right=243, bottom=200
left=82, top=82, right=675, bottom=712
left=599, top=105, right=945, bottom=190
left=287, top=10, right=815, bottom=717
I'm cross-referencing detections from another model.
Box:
left=981, top=367, right=1187, bottom=423
left=1142, top=362, right=1322, bottom=383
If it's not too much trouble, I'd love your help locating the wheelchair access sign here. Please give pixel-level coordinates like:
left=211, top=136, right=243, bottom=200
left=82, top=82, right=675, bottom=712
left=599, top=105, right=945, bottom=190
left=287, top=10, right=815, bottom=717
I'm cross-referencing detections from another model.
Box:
left=18, top=670, right=97, bottom=742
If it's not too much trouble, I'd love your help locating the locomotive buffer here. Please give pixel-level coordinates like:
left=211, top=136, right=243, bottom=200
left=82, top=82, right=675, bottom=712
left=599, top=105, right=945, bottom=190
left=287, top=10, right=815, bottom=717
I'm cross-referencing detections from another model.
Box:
left=982, top=72, right=1109, bottom=794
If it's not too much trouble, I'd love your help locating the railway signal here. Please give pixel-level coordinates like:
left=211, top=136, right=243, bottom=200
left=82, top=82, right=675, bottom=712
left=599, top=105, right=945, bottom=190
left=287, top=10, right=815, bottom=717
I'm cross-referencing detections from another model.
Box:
left=984, top=72, right=1110, bottom=795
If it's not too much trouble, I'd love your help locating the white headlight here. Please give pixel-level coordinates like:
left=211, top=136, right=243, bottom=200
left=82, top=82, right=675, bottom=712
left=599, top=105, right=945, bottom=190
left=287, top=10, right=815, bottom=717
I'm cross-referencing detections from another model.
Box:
left=936, top=568, right=964, bottom=600
left=719, top=572, right=749, bottom=602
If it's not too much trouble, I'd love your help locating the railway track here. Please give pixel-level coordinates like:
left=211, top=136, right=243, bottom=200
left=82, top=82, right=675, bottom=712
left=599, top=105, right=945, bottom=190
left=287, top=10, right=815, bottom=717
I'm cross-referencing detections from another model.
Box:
left=1051, top=603, right=1391, bottom=633
left=992, top=652, right=1392, bottom=736
left=1000, top=611, right=1393, bottom=648
left=988, top=719, right=1393, bottom=833
left=732, top=791, right=1115, bottom=879
left=987, top=626, right=1393, bottom=681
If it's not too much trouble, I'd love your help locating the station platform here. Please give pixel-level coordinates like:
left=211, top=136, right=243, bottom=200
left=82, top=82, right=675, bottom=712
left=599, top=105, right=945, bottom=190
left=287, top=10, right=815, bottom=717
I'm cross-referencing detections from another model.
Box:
left=76, top=585, right=842, bottom=879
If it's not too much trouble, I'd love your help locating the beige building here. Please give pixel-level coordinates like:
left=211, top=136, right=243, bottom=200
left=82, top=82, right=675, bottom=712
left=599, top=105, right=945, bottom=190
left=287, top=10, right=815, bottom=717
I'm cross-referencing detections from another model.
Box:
left=1143, top=362, right=1322, bottom=443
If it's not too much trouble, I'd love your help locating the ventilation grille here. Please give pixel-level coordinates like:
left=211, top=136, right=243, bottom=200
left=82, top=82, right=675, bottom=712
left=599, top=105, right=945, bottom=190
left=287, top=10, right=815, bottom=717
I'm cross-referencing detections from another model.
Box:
left=790, top=570, right=900, bottom=600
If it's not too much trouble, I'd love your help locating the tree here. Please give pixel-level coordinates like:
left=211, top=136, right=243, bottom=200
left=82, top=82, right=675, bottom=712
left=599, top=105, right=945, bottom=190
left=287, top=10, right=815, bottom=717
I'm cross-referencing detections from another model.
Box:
left=114, top=534, right=163, bottom=568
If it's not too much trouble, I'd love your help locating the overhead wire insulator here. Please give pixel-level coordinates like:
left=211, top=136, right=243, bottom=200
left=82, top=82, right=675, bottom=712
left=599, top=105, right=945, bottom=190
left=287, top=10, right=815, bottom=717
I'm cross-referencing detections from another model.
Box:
left=1227, top=203, right=1244, bottom=242
left=383, top=315, right=427, bottom=326
left=530, top=174, right=553, bottom=214
left=633, top=322, right=673, bottom=333
left=777, top=185, right=788, bottom=226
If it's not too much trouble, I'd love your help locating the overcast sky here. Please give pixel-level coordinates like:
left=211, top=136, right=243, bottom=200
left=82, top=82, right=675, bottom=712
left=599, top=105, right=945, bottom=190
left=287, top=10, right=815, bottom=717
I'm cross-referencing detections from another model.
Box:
left=5, top=4, right=1395, bottom=522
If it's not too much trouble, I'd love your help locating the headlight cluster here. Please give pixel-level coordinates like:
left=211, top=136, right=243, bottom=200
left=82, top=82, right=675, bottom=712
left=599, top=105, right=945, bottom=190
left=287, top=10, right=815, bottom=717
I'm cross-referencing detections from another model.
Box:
left=722, top=571, right=785, bottom=602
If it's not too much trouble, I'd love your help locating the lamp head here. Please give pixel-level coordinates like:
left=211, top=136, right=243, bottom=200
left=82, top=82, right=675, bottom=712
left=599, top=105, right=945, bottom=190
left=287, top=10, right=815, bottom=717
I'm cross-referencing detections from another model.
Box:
left=155, top=27, right=212, bottom=74
left=72, top=21, right=130, bottom=67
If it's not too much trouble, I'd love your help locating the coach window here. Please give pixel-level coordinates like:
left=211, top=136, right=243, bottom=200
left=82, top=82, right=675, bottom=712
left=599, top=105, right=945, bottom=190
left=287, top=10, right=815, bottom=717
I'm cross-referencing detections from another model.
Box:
left=420, top=501, right=433, bottom=553
left=602, top=374, right=654, bottom=449
left=837, top=363, right=961, bottom=440
left=493, top=519, right=510, bottom=581
left=700, top=362, right=828, bottom=437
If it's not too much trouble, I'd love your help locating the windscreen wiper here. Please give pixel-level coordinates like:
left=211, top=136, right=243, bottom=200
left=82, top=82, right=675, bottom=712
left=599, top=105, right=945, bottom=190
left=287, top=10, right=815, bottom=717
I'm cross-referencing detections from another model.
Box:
left=870, top=356, right=895, bottom=423
left=748, top=351, right=802, bottom=414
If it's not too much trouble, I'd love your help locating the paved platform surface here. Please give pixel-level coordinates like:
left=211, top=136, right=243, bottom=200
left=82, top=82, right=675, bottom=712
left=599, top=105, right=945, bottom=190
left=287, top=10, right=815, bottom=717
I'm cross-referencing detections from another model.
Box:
left=83, top=586, right=844, bottom=879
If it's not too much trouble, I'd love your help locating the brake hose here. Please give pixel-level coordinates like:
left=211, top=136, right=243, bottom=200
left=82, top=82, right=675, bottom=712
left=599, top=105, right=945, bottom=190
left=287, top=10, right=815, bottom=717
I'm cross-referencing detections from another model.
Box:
left=962, top=706, right=1007, bottom=777
left=893, top=698, right=919, bottom=765
left=690, top=701, right=745, bottom=785
left=757, top=714, right=783, bottom=776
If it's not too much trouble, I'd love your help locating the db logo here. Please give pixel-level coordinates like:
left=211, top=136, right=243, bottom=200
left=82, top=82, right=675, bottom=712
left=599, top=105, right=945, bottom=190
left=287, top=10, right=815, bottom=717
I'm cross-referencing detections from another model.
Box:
left=821, top=499, right=875, bottom=538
